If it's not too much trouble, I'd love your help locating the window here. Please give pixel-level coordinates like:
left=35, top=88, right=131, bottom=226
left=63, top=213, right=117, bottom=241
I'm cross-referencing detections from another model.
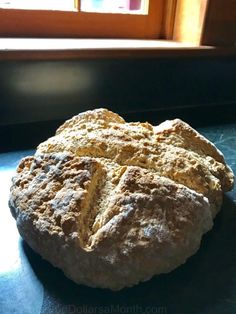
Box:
left=0, top=0, right=235, bottom=47
left=0, top=0, right=166, bottom=39
left=0, top=0, right=75, bottom=11
left=0, top=0, right=148, bottom=13
left=80, top=0, right=148, bottom=15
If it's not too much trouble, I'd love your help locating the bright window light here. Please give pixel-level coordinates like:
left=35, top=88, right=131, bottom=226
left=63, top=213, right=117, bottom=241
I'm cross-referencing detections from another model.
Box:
left=80, top=0, right=149, bottom=15
left=0, top=0, right=76, bottom=11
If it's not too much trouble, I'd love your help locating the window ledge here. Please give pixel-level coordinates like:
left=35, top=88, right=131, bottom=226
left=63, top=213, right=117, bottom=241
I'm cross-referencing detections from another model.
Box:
left=0, top=38, right=235, bottom=60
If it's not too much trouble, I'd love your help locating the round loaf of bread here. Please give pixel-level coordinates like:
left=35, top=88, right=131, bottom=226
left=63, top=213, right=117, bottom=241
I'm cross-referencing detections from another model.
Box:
left=9, top=109, right=234, bottom=290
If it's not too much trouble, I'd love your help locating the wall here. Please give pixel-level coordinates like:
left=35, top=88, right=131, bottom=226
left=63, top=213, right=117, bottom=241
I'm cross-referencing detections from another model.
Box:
left=1, top=55, right=236, bottom=151
left=1, top=56, right=236, bottom=125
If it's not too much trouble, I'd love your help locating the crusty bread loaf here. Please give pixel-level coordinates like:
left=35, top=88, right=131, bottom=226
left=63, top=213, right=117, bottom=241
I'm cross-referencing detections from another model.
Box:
left=9, top=108, right=234, bottom=290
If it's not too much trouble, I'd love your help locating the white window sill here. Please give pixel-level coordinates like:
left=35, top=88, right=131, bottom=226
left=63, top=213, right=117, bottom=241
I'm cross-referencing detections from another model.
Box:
left=0, top=38, right=235, bottom=60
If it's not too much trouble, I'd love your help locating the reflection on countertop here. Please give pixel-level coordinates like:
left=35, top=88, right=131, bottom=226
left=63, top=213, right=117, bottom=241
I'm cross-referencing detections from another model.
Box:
left=0, top=149, right=44, bottom=314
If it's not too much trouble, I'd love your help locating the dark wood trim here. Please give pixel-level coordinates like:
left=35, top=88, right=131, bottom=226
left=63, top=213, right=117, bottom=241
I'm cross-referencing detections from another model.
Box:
left=201, top=0, right=236, bottom=46
left=1, top=48, right=235, bottom=61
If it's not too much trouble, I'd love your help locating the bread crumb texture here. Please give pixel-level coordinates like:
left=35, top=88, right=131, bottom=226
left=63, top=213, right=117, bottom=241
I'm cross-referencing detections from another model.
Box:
left=9, top=108, right=234, bottom=290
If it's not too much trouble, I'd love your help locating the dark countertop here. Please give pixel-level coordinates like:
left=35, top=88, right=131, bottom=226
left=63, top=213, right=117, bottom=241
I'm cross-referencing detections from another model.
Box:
left=0, top=123, right=236, bottom=314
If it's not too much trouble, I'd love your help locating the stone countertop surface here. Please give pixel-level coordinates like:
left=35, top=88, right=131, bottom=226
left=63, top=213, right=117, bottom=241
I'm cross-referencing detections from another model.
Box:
left=0, top=123, right=235, bottom=314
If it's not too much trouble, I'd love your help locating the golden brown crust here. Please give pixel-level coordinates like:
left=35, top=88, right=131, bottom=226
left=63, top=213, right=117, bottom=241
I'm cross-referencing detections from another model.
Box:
left=37, top=109, right=234, bottom=216
left=9, top=108, right=234, bottom=290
